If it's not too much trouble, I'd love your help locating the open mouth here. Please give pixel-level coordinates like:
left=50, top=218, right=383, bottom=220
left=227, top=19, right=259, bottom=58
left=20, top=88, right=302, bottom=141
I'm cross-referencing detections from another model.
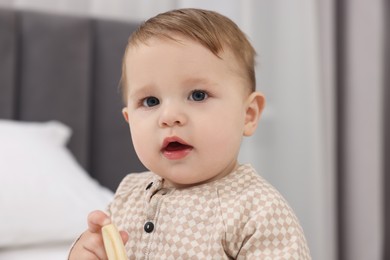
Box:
left=161, top=137, right=193, bottom=160
left=164, top=141, right=192, bottom=152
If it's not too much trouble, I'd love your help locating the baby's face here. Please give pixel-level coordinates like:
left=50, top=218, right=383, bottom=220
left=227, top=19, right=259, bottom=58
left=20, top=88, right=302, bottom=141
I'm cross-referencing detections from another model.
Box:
left=122, top=36, right=253, bottom=188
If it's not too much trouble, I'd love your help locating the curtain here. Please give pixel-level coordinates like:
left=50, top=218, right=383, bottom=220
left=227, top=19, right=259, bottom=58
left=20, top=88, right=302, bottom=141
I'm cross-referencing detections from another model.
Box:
left=385, top=0, right=390, bottom=258
left=336, top=0, right=386, bottom=259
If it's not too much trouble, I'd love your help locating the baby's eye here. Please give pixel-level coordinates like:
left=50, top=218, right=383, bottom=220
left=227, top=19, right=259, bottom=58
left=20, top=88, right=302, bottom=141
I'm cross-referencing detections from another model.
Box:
left=189, top=90, right=208, bottom=102
left=142, top=96, right=160, bottom=107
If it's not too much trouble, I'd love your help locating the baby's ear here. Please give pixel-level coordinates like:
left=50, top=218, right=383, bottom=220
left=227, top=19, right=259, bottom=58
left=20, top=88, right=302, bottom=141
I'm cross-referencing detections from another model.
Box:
left=243, top=92, right=265, bottom=136
left=122, top=107, right=129, bottom=122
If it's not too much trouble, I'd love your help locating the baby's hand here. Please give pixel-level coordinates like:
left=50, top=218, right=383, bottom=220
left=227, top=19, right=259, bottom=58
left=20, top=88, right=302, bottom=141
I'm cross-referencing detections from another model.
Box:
left=69, top=210, right=128, bottom=260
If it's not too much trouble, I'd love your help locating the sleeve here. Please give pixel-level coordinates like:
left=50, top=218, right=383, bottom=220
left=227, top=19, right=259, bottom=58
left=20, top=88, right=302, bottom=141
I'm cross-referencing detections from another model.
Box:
left=235, top=204, right=311, bottom=260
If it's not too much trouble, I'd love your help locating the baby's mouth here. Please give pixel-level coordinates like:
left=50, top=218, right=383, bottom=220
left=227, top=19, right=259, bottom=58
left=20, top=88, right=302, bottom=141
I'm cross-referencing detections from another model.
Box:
left=163, top=141, right=193, bottom=152
left=161, top=137, right=193, bottom=159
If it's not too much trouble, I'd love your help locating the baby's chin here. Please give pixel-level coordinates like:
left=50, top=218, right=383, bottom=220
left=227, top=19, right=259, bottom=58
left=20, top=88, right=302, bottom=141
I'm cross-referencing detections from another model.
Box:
left=161, top=177, right=201, bottom=189
left=162, top=174, right=224, bottom=189
left=153, top=161, right=238, bottom=189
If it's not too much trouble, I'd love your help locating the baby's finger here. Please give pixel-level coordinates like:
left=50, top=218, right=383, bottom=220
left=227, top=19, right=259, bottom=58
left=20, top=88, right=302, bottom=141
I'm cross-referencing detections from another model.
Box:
left=120, top=230, right=129, bottom=244
left=74, top=250, right=99, bottom=260
left=82, top=231, right=109, bottom=260
left=87, top=210, right=111, bottom=233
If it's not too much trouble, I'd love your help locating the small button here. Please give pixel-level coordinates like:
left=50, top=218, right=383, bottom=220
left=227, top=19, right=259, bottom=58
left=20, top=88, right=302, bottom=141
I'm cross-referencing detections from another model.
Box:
left=146, top=182, right=153, bottom=190
left=144, top=221, right=154, bottom=233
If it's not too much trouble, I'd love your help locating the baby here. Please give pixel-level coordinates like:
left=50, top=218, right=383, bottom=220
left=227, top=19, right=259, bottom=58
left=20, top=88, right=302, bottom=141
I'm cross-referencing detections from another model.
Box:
left=69, top=8, right=311, bottom=259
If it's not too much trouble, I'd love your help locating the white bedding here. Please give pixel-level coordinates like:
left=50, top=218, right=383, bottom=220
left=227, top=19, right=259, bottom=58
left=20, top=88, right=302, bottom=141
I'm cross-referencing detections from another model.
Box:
left=0, top=120, right=114, bottom=257
left=0, top=242, right=71, bottom=260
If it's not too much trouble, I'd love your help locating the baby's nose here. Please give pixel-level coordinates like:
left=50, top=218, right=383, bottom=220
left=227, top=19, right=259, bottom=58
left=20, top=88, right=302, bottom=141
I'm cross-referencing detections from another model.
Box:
left=158, top=103, right=187, bottom=127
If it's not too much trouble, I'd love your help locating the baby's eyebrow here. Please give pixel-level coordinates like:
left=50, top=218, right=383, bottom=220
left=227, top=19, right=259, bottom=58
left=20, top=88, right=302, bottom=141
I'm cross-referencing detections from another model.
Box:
left=181, top=77, right=217, bottom=87
left=128, top=84, right=156, bottom=99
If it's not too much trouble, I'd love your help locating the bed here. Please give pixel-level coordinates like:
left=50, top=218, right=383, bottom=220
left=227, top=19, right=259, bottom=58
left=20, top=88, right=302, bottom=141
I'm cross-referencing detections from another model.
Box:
left=0, top=8, right=145, bottom=258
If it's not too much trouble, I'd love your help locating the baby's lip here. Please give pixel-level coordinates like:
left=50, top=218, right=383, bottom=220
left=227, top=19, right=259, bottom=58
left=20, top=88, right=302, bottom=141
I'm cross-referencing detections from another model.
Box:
left=161, top=136, right=193, bottom=151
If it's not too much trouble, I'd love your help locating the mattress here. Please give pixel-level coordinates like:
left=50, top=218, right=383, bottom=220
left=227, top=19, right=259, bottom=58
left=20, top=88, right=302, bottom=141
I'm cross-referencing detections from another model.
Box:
left=0, top=242, right=72, bottom=260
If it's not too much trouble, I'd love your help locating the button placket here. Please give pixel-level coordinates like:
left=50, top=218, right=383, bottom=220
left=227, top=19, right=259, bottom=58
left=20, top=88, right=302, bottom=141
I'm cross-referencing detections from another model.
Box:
left=142, top=183, right=173, bottom=258
left=144, top=188, right=170, bottom=234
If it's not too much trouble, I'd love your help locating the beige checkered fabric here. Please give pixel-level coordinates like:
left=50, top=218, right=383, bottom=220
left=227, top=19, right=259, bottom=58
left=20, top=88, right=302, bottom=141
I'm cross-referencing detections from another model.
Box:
left=108, top=164, right=311, bottom=259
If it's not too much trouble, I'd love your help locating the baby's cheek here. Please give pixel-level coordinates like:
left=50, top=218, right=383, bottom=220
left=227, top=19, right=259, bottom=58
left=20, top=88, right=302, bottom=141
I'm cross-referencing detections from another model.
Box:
left=207, top=127, right=241, bottom=152
left=130, top=130, right=149, bottom=159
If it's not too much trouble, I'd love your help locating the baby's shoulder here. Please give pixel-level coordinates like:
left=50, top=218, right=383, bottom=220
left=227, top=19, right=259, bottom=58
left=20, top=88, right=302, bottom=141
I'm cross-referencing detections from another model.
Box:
left=218, top=165, right=309, bottom=258
left=217, top=164, right=293, bottom=219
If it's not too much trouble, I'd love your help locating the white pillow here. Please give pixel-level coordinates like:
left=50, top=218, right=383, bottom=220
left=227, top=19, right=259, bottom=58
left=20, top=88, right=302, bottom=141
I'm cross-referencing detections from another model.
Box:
left=0, top=120, right=114, bottom=247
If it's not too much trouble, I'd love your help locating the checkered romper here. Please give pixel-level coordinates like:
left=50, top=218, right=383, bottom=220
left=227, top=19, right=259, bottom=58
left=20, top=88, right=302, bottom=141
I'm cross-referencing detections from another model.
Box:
left=108, top=164, right=311, bottom=259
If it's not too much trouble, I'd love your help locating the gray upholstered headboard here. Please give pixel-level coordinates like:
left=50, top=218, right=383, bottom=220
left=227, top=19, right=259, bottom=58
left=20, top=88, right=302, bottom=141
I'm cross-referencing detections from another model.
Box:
left=0, top=8, right=146, bottom=191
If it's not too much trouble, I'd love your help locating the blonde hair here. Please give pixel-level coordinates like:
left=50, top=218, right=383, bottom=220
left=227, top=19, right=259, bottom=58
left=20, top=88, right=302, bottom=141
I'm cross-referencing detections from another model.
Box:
left=120, top=8, right=257, bottom=102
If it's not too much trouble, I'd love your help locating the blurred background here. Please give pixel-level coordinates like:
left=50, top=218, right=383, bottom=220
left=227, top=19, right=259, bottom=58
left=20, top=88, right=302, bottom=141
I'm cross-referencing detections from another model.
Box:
left=0, top=0, right=387, bottom=259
